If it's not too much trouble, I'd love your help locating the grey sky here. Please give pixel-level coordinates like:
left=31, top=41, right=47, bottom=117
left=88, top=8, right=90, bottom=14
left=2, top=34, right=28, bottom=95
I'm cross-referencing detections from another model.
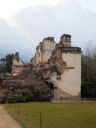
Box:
left=0, top=0, right=96, bottom=62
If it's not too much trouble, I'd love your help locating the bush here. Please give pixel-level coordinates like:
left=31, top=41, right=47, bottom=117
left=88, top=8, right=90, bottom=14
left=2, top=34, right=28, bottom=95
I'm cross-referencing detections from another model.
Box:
left=33, top=88, right=41, bottom=101
left=0, top=93, right=6, bottom=104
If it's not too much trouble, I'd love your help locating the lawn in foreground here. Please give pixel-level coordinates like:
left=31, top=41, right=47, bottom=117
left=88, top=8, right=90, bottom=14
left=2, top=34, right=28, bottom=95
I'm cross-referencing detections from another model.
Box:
left=4, top=102, right=96, bottom=128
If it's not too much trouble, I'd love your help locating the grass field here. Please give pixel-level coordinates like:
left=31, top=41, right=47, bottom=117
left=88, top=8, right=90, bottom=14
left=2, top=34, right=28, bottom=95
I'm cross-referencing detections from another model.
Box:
left=4, top=102, right=96, bottom=128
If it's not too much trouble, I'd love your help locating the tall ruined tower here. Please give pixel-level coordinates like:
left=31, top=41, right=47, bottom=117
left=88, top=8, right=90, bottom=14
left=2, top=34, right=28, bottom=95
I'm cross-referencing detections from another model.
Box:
left=32, top=37, right=55, bottom=65
left=42, top=37, right=55, bottom=63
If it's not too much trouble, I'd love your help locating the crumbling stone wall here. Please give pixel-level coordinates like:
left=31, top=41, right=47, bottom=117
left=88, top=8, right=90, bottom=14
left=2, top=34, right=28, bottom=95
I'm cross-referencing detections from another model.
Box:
left=12, top=34, right=81, bottom=101
left=43, top=37, right=55, bottom=63
left=30, top=34, right=81, bottom=100
left=12, top=52, right=25, bottom=76
left=31, top=37, right=55, bottom=65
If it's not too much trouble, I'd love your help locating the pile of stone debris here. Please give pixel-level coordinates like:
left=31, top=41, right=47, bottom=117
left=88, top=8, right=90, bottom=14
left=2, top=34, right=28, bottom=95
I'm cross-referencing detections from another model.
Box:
left=0, top=69, right=52, bottom=103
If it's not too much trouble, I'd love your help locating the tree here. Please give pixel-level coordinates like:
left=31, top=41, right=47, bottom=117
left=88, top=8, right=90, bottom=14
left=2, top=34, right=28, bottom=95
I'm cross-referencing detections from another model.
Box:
left=0, top=58, right=6, bottom=72
left=5, top=54, right=14, bottom=72
left=0, top=54, right=14, bottom=73
left=81, top=42, right=96, bottom=97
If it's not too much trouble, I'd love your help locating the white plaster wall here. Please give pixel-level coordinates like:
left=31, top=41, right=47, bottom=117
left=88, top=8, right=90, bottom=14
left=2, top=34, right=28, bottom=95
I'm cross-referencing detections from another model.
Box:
left=62, top=53, right=75, bottom=67
left=61, top=53, right=81, bottom=96
left=51, top=53, right=81, bottom=98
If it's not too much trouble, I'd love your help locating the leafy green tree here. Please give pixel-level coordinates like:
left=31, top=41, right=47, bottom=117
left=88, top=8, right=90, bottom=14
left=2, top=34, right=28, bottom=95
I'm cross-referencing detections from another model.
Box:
left=81, top=43, right=96, bottom=98
left=0, top=58, right=6, bottom=72
left=33, top=88, right=41, bottom=101
left=5, top=54, right=14, bottom=72
left=0, top=54, right=14, bottom=73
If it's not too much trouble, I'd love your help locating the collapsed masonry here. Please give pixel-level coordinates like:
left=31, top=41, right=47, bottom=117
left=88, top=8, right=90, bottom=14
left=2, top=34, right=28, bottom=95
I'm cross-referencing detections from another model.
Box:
left=12, top=34, right=81, bottom=100
left=12, top=52, right=31, bottom=76
left=12, top=52, right=25, bottom=76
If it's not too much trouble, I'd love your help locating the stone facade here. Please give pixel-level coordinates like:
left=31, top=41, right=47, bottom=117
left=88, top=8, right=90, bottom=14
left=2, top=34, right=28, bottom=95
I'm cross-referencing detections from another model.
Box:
left=60, top=34, right=71, bottom=47
left=31, top=34, right=81, bottom=100
left=50, top=47, right=81, bottom=100
left=31, top=37, right=55, bottom=65
left=12, top=52, right=25, bottom=76
left=12, top=34, right=81, bottom=101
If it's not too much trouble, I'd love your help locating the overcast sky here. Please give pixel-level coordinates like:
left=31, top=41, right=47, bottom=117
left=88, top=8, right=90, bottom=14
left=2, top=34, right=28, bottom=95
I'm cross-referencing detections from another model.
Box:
left=0, top=0, right=96, bottom=62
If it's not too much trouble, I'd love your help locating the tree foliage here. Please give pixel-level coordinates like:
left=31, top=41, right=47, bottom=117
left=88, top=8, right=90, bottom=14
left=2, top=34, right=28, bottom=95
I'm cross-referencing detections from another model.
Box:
left=81, top=43, right=96, bottom=97
left=0, top=54, right=14, bottom=73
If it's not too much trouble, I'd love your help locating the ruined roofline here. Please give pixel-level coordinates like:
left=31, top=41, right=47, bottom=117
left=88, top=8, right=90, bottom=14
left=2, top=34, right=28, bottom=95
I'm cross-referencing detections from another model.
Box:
left=36, top=37, right=55, bottom=50
left=55, top=43, right=81, bottom=53
left=43, top=37, right=54, bottom=42
left=60, top=46, right=81, bottom=53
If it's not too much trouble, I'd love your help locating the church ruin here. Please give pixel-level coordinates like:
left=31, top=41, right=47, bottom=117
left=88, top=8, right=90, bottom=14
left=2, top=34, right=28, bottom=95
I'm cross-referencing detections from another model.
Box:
left=12, top=34, right=81, bottom=100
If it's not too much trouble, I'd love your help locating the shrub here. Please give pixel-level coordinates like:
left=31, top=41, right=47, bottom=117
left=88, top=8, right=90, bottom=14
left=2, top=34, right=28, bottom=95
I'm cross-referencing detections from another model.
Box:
left=0, top=93, right=6, bottom=104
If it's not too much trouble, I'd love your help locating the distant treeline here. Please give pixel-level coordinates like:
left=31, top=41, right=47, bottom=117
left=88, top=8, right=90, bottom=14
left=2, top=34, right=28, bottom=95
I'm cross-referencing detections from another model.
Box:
left=81, top=43, right=96, bottom=98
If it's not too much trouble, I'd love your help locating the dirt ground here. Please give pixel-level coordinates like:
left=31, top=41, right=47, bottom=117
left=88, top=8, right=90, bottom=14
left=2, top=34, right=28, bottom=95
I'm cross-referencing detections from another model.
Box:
left=0, top=106, right=23, bottom=128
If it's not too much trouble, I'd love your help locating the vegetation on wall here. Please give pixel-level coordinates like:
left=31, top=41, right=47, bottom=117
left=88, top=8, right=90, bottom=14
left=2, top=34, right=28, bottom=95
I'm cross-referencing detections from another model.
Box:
left=0, top=87, right=52, bottom=104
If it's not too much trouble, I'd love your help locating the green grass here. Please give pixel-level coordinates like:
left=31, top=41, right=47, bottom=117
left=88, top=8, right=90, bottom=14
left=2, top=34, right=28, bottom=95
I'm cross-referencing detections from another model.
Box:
left=3, top=102, right=96, bottom=128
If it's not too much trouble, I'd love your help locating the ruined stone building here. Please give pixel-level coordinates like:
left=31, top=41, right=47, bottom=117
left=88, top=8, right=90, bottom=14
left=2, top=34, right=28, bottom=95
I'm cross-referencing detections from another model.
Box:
left=12, top=52, right=25, bottom=76
left=12, top=34, right=81, bottom=100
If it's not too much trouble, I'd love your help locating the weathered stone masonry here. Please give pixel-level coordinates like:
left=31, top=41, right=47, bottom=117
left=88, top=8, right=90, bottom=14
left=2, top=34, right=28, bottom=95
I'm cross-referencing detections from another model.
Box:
left=31, top=37, right=55, bottom=65
left=12, top=52, right=31, bottom=76
left=12, top=34, right=81, bottom=100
